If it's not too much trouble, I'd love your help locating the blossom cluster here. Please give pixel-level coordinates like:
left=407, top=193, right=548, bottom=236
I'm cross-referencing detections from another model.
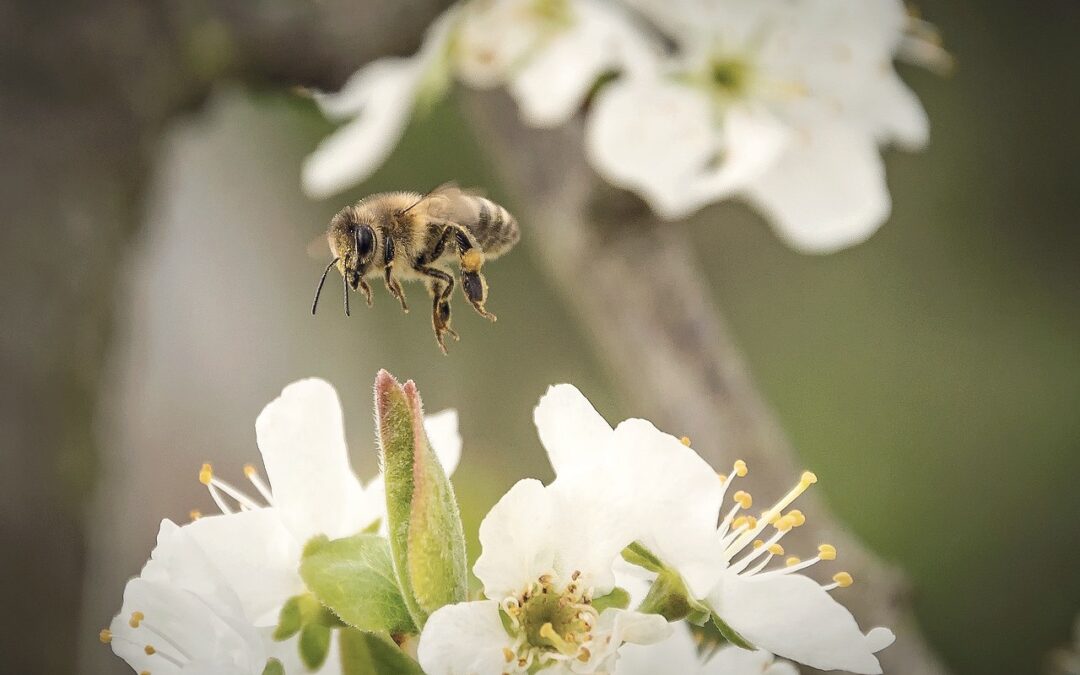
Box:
left=105, top=372, right=894, bottom=674
left=302, top=0, right=945, bottom=253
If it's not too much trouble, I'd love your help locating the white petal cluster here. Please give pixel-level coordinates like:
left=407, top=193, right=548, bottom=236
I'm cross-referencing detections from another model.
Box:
left=302, top=0, right=936, bottom=252
left=107, top=378, right=461, bottom=674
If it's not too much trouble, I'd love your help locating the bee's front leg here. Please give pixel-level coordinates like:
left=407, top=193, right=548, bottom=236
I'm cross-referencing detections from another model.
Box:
left=383, top=266, right=408, bottom=313
left=358, top=278, right=374, bottom=307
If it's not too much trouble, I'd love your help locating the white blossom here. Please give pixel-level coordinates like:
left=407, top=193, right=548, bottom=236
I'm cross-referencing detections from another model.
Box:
left=587, top=0, right=931, bottom=252
left=110, top=378, right=461, bottom=673
left=416, top=392, right=686, bottom=673
left=102, top=520, right=287, bottom=675
left=535, top=384, right=895, bottom=674
left=302, top=0, right=655, bottom=198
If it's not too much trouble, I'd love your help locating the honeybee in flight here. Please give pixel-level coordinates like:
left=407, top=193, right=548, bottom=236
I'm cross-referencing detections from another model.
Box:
left=311, top=183, right=520, bottom=353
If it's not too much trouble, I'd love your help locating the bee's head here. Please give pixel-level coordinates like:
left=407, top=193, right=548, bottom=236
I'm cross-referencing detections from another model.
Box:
left=313, top=209, right=379, bottom=316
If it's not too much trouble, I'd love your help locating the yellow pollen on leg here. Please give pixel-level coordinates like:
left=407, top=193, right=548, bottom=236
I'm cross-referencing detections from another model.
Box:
left=733, top=491, right=753, bottom=509
left=818, top=544, right=837, bottom=561
left=129, top=611, right=144, bottom=628
left=733, top=460, right=748, bottom=477
left=833, top=572, right=853, bottom=588
left=680, top=436, right=691, bottom=446
left=198, top=463, right=213, bottom=485
left=99, top=629, right=112, bottom=644
left=462, top=249, right=484, bottom=272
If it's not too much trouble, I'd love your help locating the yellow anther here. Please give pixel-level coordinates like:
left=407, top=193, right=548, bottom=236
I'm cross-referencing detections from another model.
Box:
left=768, top=543, right=785, bottom=556
left=129, top=611, right=144, bottom=628
left=818, top=544, right=837, bottom=561
left=732, top=516, right=749, bottom=530
left=785, top=556, right=801, bottom=567
left=99, top=629, right=112, bottom=644
left=744, top=515, right=758, bottom=530
left=243, top=463, right=256, bottom=478
left=788, top=509, right=806, bottom=527
left=680, top=436, right=691, bottom=446
left=199, top=463, right=213, bottom=485
left=764, top=511, right=781, bottom=524
left=141, top=672, right=150, bottom=675
left=734, top=460, right=748, bottom=477
left=189, top=509, right=201, bottom=521
left=733, top=491, right=753, bottom=509
left=752, top=539, right=765, bottom=549
left=717, top=473, right=727, bottom=484
left=800, top=470, right=818, bottom=486
left=833, top=572, right=853, bottom=588
left=774, top=515, right=796, bottom=532
left=144, top=645, right=156, bottom=655
left=578, top=647, right=591, bottom=662
left=503, top=647, right=514, bottom=663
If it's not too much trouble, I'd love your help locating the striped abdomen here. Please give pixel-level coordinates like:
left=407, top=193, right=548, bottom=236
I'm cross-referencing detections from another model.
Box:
left=464, top=197, right=520, bottom=259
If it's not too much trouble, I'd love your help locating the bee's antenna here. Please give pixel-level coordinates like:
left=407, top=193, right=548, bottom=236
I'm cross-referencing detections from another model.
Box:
left=343, top=269, right=350, bottom=316
left=311, top=257, right=339, bottom=315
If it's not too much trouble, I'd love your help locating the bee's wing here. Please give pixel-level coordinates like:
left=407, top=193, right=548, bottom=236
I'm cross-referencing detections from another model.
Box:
left=405, top=182, right=485, bottom=222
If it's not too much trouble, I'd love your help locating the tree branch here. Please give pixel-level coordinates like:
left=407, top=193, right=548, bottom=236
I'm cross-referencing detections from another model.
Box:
left=462, top=90, right=947, bottom=674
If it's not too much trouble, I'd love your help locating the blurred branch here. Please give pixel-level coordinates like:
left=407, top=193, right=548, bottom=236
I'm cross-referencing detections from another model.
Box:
left=462, top=90, right=947, bottom=674
left=0, top=1, right=449, bottom=672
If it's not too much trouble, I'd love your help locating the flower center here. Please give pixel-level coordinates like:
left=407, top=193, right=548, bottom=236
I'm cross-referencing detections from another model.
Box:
left=500, top=572, right=599, bottom=669
left=710, top=57, right=749, bottom=95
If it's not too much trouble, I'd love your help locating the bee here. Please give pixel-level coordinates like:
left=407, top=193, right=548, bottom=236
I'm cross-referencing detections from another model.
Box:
left=311, top=183, right=520, bottom=353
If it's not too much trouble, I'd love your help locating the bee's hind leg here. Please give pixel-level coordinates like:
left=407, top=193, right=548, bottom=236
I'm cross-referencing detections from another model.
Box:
left=449, top=225, right=496, bottom=322
left=419, top=267, right=458, bottom=354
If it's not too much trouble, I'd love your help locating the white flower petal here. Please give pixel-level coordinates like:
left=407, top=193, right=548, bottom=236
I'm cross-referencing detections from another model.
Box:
left=709, top=572, right=889, bottom=674
left=861, top=70, right=929, bottom=150
left=184, top=510, right=305, bottom=626
left=301, top=59, right=421, bottom=199
left=473, top=478, right=557, bottom=599
left=417, top=600, right=516, bottom=675
left=743, top=123, right=890, bottom=253
left=533, top=384, right=613, bottom=478
left=424, top=408, right=462, bottom=475
left=582, top=608, right=671, bottom=671
left=707, top=644, right=787, bottom=675
left=254, top=378, right=365, bottom=542
left=586, top=77, right=719, bottom=220
left=601, top=419, right=726, bottom=598
left=455, top=0, right=544, bottom=89
left=616, top=621, right=703, bottom=674
left=510, top=0, right=658, bottom=127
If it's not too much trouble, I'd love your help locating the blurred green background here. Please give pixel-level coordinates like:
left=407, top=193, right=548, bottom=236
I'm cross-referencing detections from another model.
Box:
left=64, top=1, right=1079, bottom=674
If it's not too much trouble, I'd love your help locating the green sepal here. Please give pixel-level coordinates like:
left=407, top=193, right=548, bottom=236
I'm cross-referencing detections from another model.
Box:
left=300, top=533, right=418, bottom=635
left=273, top=593, right=324, bottom=641
left=339, top=629, right=425, bottom=675
left=376, top=371, right=468, bottom=628
left=591, top=587, right=630, bottom=613
left=621, top=542, right=665, bottom=573
left=261, top=658, right=285, bottom=675
left=299, top=622, right=332, bottom=670
left=711, top=615, right=756, bottom=651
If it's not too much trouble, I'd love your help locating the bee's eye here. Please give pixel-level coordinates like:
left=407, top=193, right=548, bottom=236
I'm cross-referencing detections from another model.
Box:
left=356, top=225, right=375, bottom=259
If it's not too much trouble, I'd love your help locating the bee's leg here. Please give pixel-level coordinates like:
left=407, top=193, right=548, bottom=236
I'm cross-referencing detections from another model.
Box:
left=448, top=224, right=496, bottom=322
left=383, top=266, right=409, bottom=313
left=358, top=278, right=374, bottom=307
left=418, top=266, right=457, bottom=354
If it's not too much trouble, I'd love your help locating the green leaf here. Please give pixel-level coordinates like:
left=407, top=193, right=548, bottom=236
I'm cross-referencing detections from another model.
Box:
left=376, top=371, right=468, bottom=628
left=300, top=533, right=417, bottom=635
left=299, top=622, right=332, bottom=670
left=712, top=614, right=756, bottom=651
left=261, top=658, right=285, bottom=675
left=339, top=629, right=425, bottom=675
left=591, top=587, right=630, bottom=613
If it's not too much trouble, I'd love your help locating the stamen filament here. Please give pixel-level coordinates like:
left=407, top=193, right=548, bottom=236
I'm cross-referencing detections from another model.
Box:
left=243, top=464, right=275, bottom=504
left=727, top=471, right=816, bottom=556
